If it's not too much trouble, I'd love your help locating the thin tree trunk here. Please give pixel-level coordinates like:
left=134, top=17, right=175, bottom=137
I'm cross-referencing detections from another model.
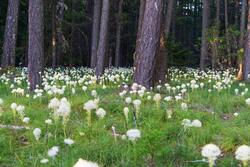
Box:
left=55, top=0, right=65, bottom=67
left=28, top=0, right=44, bottom=91
left=237, top=0, right=247, bottom=80
left=243, top=0, right=250, bottom=81
left=165, top=0, right=174, bottom=37
left=91, top=0, right=101, bottom=68
left=1, top=0, right=20, bottom=68
left=96, top=0, right=110, bottom=77
left=224, top=0, right=231, bottom=66
left=52, top=0, right=56, bottom=68
left=212, top=0, right=220, bottom=69
left=134, top=0, right=163, bottom=89
left=200, top=0, right=210, bottom=70
left=114, top=0, right=123, bottom=67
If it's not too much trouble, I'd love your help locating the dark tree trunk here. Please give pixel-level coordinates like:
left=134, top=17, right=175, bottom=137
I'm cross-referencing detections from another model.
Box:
left=133, top=0, right=163, bottom=89
left=165, top=0, right=174, bottom=37
left=200, top=0, right=210, bottom=70
left=224, top=0, right=231, bottom=66
left=133, top=0, right=146, bottom=68
left=28, top=0, right=44, bottom=91
left=1, top=0, right=20, bottom=68
left=114, top=0, right=123, bottom=67
left=212, top=0, right=220, bottom=69
left=52, top=0, right=56, bottom=68
left=96, top=0, right=110, bottom=77
left=243, top=0, right=250, bottom=81
left=55, top=0, right=65, bottom=67
left=91, top=0, right=101, bottom=68
left=237, top=0, right=247, bottom=80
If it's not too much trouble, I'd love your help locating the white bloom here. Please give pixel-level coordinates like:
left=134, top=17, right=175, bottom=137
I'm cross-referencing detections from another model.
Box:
left=48, top=97, right=60, bottom=110
left=33, top=128, right=41, bottom=140
left=125, top=97, right=132, bottom=104
left=0, top=98, right=3, bottom=105
left=234, top=112, right=239, bottom=117
left=133, top=99, right=141, bottom=108
left=235, top=145, right=250, bottom=161
left=153, top=94, right=161, bottom=102
left=45, top=119, right=52, bottom=125
left=64, top=138, right=74, bottom=146
left=73, top=158, right=99, bottom=167
left=48, top=146, right=59, bottom=158
left=95, top=108, right=106, bottom=119
left=126, top=129, right=141, bottom=141
left=246, top=98, right=250, bottom=106
left=82, top=86, right=87, bottom=91
left=91, top=90, right=97, bottom=97
left=181, top=103, right=188, bottom=111
left=182, top=119, right=192, bottom=127
left=84, top=100, right=97, bottom=111
left=201, top=144, right=221, bottom=160
left=191, top=119, right=202, bottom=127
left=23, top=117, right=30, bottom=123
left=11, top=103, right=17, bottom=110
left=40, top=158, right=49, bottom=164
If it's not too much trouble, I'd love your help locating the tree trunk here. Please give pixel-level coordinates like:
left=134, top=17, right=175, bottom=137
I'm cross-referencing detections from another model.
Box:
left=212, top=0, right=220, bottom=69
left=114, top=0, right=123, bottom=67
left=237, top=0, right=247, bottom=80
left=52, top=0, right=56, bottom=68
left=243, top=0, right=250, bottom=81
left=28, top=0, right=44, bottom=91
left=55, top=0, right=65, bottom=67
left=133, top=0, right=163, bottom=89
left=200, top=0, right=209, bottom=70
left=96, top=0, right=110, bottom=77
left=1, top=0, right=20, bottom=68
left=91, top=0, right=101, bottom=68
left=165, top=0, right=174, bottom=37
left=224, top=0, right=231, bottom=67
left=133, top=0, right=146, bottom=69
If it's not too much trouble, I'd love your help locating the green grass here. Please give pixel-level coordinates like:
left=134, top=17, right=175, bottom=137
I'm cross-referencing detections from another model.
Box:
left=0, top=68, right=249, bottom=167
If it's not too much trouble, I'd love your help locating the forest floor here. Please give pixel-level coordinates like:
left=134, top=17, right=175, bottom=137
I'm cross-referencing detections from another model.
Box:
left=0, top=67, right=249, bottom=167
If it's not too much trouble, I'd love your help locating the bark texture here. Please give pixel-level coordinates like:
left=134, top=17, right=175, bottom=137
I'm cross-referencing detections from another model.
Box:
left=28, top=0, right=44, bottom=91
left=1, top=0, right=20, bottom=68
left=133, top=0, right=163, bottom=89
left=200, top=0, right=210, bottom=70
left=243, top=0, right=250, bottom=80
left=91, top=0, right=101, bottom=68
left=114, top=0, right=123, bottom=67
left=96, top=0, right=110, bottom=77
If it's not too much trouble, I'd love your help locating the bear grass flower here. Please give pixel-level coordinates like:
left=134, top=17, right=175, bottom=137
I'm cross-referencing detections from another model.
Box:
left=48, top=146, right=59, bottom=158
left=245, top=98, right=250, bottom=106
left=73, top=158, right=99, bottom=167
left=126, top=129, right=141, bottom=142
left=84, top=100, right=98, bottom=127
left=64, top=138, right=74, bottom=146
left=201, top=144, right=221, bottom=167
left=235, top=145, right=250, bottom=166
left=153, top=93, right=161, bottom=108
left=33, top=128, right=41, bottom=140
left=95, top=108, right=106, bottom=119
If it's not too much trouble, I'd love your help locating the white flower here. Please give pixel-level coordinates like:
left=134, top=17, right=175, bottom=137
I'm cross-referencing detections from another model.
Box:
left=73, top=158, right=99, bottom=167
left=234, top=112, right=239, bottom=117
left=33, top=128, right=41, bottom=140
left=91, top=90, right=97, bottom=97
left=235, top=145, right=250, bottom=161
left=133, top=99, right=141, bottom=108
left=48, top=146, right=59, bottom=158
left=45, top=119, right=52, bottom=125
left=246, top=98, right=250, bottom=106
left=0, top=98, right=3, bottom=105
left=125, top=97, right=132, bottom=104
left=48, top=97, right=60, bottom=110
left=40, top=158, right=49, bottom=164
left=123, top=107, right=129, bottom=120
left=23, top=117, right=30, bottom=123
left=153, top=94, right=161, bottom=102
left=191, top=119, right=202, bottom=127
left=84, top=100, right=97, bottom=111
left=64, top=138, right=74, bottom=146
left=95, top=108, right=106, bottom=119
left=201, top=144, right=221, bottom=161
left=11, top=103, right=17, bottom=110
left=182, top=119, right=192, bottom=127
left=126, top=129, right=141, bottom=141
left=181, top=103, right=188, bottom=111
left=82, top=86, right=87, bottom=91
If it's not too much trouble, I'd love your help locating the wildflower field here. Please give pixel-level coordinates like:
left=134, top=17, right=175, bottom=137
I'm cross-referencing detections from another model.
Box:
left=1, top=67, right=250, bottom=167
